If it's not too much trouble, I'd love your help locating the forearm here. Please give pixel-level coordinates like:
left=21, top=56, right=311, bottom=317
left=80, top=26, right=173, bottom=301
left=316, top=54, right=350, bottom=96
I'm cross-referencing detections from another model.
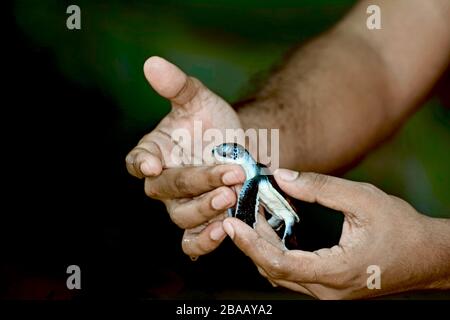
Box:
left=238, top=29, right=394, bottom=172
left=237, top=0, right=450, bottom=173
left=420, top=217, right=450, bottom=290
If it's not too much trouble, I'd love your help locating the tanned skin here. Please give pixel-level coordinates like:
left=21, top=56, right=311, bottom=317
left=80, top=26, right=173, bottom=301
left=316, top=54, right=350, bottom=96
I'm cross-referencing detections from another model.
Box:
left=125, top=0, right=450, bottom=298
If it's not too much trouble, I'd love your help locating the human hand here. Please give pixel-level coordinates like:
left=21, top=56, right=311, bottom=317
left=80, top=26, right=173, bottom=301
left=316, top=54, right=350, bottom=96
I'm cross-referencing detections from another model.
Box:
left=125, top=57, right=245, bottom=258
left=223, top=169, right=450, bottom=299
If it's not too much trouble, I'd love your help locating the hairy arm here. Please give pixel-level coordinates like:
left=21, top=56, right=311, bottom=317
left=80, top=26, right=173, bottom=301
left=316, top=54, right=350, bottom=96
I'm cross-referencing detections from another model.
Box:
left=238, top=0, right=450, bottom=172
left=126, top=0, right=450, bottom=258
left=223, top=170, right=450, bottom=298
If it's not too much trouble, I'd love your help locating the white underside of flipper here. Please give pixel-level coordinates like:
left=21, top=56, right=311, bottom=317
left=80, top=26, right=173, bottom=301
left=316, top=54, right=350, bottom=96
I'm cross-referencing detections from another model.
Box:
left=258, top=177, right=299, bottom=241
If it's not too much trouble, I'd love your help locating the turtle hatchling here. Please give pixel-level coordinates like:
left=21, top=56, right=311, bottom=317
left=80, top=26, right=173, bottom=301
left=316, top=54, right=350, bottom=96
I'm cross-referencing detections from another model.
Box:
left=212, top=143, right=299, bottom=246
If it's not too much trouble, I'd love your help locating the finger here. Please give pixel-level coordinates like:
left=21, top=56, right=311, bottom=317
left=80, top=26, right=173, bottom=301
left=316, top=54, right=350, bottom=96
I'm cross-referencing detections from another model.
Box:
left=182, top=220, right=227, bottom=257
left=271, top=279, right=316, bottom=297
left=274, top=169, right=385, bottom=216
left=257, top=266, right=313, bottom=296
left=254, top=211, right=286, bottom=251
left=144, top=56, right=206, bottom=106
left=166, top=186, right=237, bottom=229
left=144, top=165, right=245, bottom=199
left=224, top=217, right=318, bottom=281
left=256, top=267, right=278, bottom=287
left=257, top=258, right=316, bottom=297
left=126, top=140, right=163, bottom=178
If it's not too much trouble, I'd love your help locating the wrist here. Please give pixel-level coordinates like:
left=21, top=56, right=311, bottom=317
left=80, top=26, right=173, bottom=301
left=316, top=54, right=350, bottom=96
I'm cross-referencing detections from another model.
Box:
left=420, top=216, right=450, bottom=290
left=233, top=97, right=262, bottom=131
left=234, top=97, right=305, bottom=170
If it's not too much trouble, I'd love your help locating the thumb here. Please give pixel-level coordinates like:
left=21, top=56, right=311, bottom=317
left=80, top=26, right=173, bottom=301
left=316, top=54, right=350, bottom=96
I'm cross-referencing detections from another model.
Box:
left=223, top=217, right=330, bottom=283
left=143, top=56, right=204, bottom=106
left=274, top=169, right=384, bottom=217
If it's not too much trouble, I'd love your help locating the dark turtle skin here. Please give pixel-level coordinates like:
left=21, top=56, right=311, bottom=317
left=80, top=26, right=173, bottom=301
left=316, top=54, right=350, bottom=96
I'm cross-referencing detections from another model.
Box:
left=212, top=143, right=299, bottom=247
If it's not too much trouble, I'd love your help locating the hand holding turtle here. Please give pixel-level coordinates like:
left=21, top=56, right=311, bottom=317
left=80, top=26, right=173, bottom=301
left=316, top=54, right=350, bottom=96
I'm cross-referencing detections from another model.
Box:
left=125, top=57, right=246, bottom=257
left=223, top=169, right=450, bottom=299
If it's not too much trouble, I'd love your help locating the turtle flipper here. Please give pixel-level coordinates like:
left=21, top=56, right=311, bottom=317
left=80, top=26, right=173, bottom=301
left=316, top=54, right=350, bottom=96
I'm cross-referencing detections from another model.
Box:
left=259, top=197, right=284, bottom=230
left=258, top=176, right=299, bottom=243
left=281, top=215, right=296, bottom=241
left=235, top=176, right=260, bottom=228
left=267, top=215, right=283, bottom=230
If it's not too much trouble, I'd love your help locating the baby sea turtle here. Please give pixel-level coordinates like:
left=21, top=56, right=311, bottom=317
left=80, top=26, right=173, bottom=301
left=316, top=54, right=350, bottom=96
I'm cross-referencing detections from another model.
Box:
left=212, top=143, right=299, bottom=245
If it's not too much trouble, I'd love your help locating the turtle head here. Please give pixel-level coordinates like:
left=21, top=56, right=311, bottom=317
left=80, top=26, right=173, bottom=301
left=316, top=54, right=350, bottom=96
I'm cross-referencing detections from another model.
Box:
left=212, top=143, right=254, bottom=166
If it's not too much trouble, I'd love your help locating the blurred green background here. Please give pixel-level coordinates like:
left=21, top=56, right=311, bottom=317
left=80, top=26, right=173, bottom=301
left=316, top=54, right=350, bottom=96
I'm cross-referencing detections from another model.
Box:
left=14, top=0, right=448, bottom=217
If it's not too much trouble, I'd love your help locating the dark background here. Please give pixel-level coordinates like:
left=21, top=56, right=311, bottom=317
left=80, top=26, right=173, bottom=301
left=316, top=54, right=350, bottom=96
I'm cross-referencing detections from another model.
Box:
left=2, top=0, right=449, bottom=299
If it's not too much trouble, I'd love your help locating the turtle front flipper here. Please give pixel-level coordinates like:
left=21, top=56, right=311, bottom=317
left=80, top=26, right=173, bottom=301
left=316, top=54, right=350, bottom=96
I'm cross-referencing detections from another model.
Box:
left=235, top=176, right=260, bottom=228
left=258, top=176, right=299, bottom=243
left=267, top=215, right=283, bottom=230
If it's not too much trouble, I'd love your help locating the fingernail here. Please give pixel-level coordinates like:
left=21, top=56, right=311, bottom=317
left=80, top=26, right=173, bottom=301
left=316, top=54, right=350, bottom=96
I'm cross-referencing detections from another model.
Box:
left=125, top=154, right=134, bottom=164
left=140, top=162, right=152, bottom=175
left=223, top=220, right=235, bottom=239
left=275, top=168, right=299, bottom=181
left=222, top=170, right=243, bottom=185
left=210, top=225, right=225, bottom=241
left=211, top=193, right=232, bottom=210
